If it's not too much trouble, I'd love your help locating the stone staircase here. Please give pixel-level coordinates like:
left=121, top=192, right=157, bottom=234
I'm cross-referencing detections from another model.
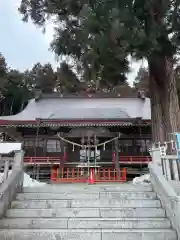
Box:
left=0, top=183, right=177, bottom=240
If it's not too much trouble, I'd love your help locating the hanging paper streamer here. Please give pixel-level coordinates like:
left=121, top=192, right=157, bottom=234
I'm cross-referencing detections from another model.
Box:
left=175, top=133, right=180, bottom=160
left=57, top=133, right=118, bottom=148
left=103, top=143, right=106, bottom=151
left=72, top=144, right=75, bottom=152
left=171, top=140, right=175, bottom=151
left=159, top=146, right=167, bottom=156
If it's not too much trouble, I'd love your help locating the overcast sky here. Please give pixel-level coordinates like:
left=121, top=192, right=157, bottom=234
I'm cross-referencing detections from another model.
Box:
left=0, top=0, right=147, bottom=86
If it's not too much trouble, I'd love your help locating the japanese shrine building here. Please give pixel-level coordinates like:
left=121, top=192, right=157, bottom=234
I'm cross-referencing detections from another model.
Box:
left=0, top=92, right=151, bottom=176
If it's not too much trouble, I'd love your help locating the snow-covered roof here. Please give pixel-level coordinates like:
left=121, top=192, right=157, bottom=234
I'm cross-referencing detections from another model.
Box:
left=0, top=97, right=151, bottom=126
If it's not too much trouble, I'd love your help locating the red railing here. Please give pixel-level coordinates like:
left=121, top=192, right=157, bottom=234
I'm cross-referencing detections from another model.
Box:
left=24, top=156, right=63, bottom=163
left=24, top=156, right=151, bottom=164
left=95, top=168, right=126, bottom=182
left=51, top=167, right=87, bottom=183
left=51, top=167, right=126, bottom=183
left=119, top=156, right=151, bottom=164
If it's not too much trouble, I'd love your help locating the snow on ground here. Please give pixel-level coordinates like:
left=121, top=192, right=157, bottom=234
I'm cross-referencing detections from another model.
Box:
left=0, top=143, right=22, bottom=154
left=0, top=171, right=46, bottom=187
left=132, top=174, right=151, bottom=184
left=23, top=173, right=46, bottom=187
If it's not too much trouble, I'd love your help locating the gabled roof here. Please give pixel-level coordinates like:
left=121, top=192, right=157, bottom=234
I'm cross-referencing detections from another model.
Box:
left=0, top=96, right=151, bottom=127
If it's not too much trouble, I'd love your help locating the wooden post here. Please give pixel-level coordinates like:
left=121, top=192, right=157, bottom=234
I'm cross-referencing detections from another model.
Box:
left=115, top=137, right=120, bottom=172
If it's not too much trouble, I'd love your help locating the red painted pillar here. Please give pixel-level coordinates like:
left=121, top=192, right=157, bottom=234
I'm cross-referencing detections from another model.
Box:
left=50, top=167, right=58, bottom=182
left=89, top=168, right=94, bottom=184
left=121, top=168, right=127, bottom=182
left=63, top=147, right=67, bottom=161
left=112, top=151, right=116, bottom=169
left=61, top=147, right=67, bottom=169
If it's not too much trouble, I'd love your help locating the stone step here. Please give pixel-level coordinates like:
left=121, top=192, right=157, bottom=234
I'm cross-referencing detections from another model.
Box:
left=23, top=184, right=153, bottom=193
left=16, top=191, right=157, bottom=200
left=0, top=229, right=176, bottom=240
left=68, top=217, right=171, bottom=229
left=100, top=207, right=166, bottom=218
left=71, top=199, right=161, bottom=208
left=0, top=218, right=171, bottom=229
left=5, top=207, right=166, bottom=218
left=100, top=192, right=156, bottom=199
left=11, top=199, right=161, bottom=209
left=102, top=229, right=177, bottom=240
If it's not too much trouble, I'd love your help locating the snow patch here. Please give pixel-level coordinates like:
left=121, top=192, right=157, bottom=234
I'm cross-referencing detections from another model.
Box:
left=0, top=143, right=22, bottom=154
left=132, top=174, right=151, bottom=184
left=0, top=171, right=46, bottom=187
left=23, top=173, right=46, bottom=187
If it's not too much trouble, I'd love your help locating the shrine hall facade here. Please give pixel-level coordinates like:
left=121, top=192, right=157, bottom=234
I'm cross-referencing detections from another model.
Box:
left=0, top=92, right=151, bottom=172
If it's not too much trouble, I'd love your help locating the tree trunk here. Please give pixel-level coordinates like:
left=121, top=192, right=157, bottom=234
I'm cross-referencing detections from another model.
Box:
left=149, top=56, right=180, bottom=143
left=161, top=59, right=180, bottom=139
left=149, top=66, right=165, bottom=142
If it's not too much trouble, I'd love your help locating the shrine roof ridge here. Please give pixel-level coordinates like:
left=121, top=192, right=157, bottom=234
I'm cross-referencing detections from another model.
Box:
left=0, top=96, right=151, bottom=126
left=34, top=92, right=146, bottom=100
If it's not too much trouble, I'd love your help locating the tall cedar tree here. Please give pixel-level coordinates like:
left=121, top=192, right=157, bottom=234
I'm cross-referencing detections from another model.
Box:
left=19, top=0, right=180, bottom=142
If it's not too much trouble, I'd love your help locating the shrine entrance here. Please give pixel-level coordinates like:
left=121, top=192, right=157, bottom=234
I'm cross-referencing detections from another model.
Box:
left=50, top=128, right=127, bottom=183
left=80, top=148, right=101, bottom=167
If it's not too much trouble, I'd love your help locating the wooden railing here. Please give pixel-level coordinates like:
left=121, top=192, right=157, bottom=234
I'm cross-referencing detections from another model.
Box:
left=24, top=156, right=63, bottom=164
